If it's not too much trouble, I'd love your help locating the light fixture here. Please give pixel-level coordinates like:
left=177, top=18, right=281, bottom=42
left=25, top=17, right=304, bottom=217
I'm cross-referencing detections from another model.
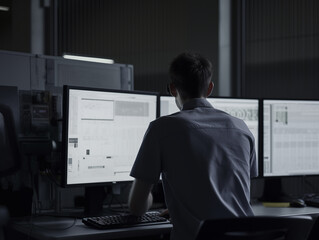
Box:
left=63, top=54, right=114, bottom=64
left=0, top=6, right=10, bottom=11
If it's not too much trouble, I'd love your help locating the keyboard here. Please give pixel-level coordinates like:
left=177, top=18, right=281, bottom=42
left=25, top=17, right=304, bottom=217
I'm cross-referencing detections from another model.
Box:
left=82, top=211, right=170, bottom=229
left=304, top=195, right=319, bottom=207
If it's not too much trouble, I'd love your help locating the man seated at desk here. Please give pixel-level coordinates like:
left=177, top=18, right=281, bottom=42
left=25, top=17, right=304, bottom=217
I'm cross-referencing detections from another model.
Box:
left=128, top=52, right=258, bottom=240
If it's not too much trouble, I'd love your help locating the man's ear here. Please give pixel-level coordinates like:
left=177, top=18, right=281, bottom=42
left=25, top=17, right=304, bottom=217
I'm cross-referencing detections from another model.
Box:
left=169, top=83, right=177, bottom=97
left=206, top=82, right=214, bottom=97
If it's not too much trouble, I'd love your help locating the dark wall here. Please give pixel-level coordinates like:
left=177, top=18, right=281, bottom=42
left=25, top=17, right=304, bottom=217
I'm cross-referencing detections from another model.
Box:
left=0, top=0, right=31, bottom=53
left=3, top=0, right=318, bottom=98
left=243, top=0, right=319, bottom=99
left=57, top=0, right=219, bottom=94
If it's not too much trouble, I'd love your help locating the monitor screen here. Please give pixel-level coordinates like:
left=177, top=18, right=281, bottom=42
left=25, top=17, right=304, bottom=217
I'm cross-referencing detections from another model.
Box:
left=263, top=99, right=319, bottom=177
left=63, top=86, right=157, bottom=186
left=159, top=96, right=259, bottom=159
left=160, top=96, right=180, bottom=116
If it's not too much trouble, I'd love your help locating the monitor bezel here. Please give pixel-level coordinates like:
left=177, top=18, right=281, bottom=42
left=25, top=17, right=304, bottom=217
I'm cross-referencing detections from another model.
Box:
left=260, top=98, right=319, bottom=179
left=158, top=94, right=260, bottom=116
left=62, top=85, right=159, bottom=187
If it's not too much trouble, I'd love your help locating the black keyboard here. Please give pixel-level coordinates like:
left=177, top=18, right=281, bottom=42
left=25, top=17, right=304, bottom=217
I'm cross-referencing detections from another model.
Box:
left=82, top=211, right=170, bottom=229
left=305, top=196, right=319, bottom=207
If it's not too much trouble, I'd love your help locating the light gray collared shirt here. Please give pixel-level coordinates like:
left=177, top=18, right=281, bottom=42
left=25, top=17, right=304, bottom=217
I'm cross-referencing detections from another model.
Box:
left=131, top=98, right=257, bottom=240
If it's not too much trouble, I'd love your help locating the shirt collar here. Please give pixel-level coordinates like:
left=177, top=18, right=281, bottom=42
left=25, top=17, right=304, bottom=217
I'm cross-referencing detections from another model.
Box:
left=182, top=98, right=213, bottom=110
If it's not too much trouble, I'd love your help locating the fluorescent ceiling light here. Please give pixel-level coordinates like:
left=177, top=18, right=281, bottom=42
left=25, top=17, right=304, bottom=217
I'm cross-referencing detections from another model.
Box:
left=63, top=54, right=114, bottom=64
left=0, top=6, right=10, bottom=11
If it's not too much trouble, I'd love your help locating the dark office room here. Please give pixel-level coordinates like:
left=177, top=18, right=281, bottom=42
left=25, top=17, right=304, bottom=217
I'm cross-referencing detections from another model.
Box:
left=1, top=0, right=319, bottom=239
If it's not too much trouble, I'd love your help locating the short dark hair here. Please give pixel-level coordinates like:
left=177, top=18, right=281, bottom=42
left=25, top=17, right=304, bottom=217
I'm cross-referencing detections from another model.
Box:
left=169, top=52, right=213, bottom=99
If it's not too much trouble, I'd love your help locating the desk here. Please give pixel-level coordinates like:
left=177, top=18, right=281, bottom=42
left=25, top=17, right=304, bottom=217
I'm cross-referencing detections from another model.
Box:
left=7, top=204, right=319, bottom=240
left=8, top=216, right=172, bottom=240
left=253, top=203, right=319, bottom=217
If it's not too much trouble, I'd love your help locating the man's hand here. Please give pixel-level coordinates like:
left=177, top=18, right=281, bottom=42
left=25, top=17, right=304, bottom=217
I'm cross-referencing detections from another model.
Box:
left=159, top=208, right=170, bottom=220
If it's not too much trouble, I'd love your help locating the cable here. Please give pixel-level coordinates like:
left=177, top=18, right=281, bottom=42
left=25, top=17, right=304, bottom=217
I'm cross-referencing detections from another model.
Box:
left=104, top=183, right=132, bottom=214
left=43, top=169, right=61, bottom=187
left=16, top=215, right=77, bottom=232
left=27, top=155, right=40, bottom=215
left=32, top=216, right=77, bottom=230
left=27, top=215, right=34, bottom=240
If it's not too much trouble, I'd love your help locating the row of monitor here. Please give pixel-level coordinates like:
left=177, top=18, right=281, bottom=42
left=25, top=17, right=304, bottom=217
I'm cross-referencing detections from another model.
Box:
left=62, top=85, right=319, bottom=187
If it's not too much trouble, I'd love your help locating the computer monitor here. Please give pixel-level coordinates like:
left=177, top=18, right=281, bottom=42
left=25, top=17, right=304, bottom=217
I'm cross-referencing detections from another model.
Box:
left=62, top=86, right=158, bottom=186
left=160, top=96, right=180, bottom=116
left=159, top=96, right=259, bottom=160
left=262, top=99, right=319, bottom=177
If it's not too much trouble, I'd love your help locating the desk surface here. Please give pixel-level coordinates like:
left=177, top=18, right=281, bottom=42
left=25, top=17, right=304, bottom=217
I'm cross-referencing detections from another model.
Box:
left=9, top=204, right=319, bottom=240
left=253, top=203, right=319, bottom=217
left=11, top=216, right=172, bottom=240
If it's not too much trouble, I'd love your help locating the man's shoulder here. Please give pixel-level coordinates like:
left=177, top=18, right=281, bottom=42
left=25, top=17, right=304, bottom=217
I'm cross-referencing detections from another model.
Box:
left=148, top=112, right=197, bottom=137
left=151, top=112, right=185, bottom=128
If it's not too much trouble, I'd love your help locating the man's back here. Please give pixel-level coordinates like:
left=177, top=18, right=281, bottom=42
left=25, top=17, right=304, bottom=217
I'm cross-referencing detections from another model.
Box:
left=129, top=52, right=257, bottom=240
left=131, top=98, right=257, bottom=240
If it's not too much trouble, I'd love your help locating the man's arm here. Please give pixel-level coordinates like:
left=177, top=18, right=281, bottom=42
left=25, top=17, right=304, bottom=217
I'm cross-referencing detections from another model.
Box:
left=128, top=178, right=154, bottom=216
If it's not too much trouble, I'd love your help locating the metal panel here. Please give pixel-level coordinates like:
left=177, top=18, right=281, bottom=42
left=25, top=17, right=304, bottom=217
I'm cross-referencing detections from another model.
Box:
left=0, top=50, right=33, bottom=90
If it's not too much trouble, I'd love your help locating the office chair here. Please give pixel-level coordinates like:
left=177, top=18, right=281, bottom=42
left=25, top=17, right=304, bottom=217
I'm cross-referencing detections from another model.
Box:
left=195, top=216, right=314, bottom=240
left=0, top=206, right=9, bottom=240
left=0, top=104, right=25, bottom=218
left=0, top=104, right=20, bottom=177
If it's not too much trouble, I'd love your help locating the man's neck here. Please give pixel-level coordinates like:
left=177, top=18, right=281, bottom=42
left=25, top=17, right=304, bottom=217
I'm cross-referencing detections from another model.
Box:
left=180, top=96, right=206, bottom=107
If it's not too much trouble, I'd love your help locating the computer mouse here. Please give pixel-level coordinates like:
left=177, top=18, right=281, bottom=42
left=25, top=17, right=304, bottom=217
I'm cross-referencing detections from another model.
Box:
left=290, top=199, right=306, bottom=208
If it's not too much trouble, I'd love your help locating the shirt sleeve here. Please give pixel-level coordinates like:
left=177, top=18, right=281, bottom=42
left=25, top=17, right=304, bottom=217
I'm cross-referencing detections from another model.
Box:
left=250, top=138, right=258, bottom=178
left=130, top=122, right=161, bottom=184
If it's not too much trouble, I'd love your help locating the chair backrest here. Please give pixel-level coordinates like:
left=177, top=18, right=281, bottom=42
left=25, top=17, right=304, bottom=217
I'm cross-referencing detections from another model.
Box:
left=196, top=216, right=314, bottom=240
left=0, top=104, right=20, bottom=177
left=0, top=206, right=9, bottom=240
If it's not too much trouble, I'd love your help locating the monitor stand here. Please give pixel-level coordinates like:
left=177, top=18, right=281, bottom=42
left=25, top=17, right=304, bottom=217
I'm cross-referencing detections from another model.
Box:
left=259, top=178, right=292, bottom=202
left=49, top=184, right=125, bottom=218
left=84, top=186, right=107, bottom=216
left=107, top=184, right=121, bottom=195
